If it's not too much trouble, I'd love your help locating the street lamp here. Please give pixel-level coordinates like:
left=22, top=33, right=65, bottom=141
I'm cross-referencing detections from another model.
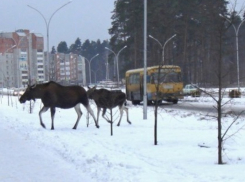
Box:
left=83, top=54, right=99, bottom=85
left=105, top=46, right=127, bottom=84
left=2, top=45, right=16, bottom=54
left=105, top=59, right=109, bottom=81
left=149, top=34, right=176, bottom=64
left=91, top=69, right=101, bottom=84
left=220, top=14, right=245, bottom=90
left=143, top=0, right=147, bottom=119
left=28, top=1, right=72, bottom=81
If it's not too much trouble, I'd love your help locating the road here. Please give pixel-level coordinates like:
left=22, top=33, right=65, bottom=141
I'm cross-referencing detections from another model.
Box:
left=160, top=100, right=245, bottom=116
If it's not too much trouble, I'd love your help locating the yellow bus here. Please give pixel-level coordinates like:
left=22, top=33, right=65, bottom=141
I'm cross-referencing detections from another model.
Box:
left=125, top=65, right=183, bottom=105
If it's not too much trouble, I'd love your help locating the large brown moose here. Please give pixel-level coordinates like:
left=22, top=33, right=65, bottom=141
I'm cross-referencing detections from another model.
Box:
left=87, top=86, right=131, bottom=126
left=19, top=81, right=99, bottom=130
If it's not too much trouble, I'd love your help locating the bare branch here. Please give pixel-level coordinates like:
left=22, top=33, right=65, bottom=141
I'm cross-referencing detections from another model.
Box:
left=222, top=110, right=245, bottom=140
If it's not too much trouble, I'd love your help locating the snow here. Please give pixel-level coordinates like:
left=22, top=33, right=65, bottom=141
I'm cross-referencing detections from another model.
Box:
left=0, top=94, right=245, bottom=182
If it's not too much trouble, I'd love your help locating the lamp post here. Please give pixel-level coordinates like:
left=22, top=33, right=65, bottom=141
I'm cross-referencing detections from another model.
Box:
left=83, top=54, right=99, bottom=85
left=149, top=34, right=176, bottom=64
left=105, top=48, right=116, bottom=81
left=105, top=46, right=127, bottom=84
left=143, top=0, right=147, bottom=119
left=91, top=69, right=101, bottom=84
left=28, top=1, right=72, bottom=81
left=2, top=45, right=16, bottom=54
left=220, top=14, right=245, bottom=90
left=105, top=59, right=109, bottom=81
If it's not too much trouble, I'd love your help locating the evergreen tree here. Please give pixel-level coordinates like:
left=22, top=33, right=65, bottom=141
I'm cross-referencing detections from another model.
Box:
left=57, top=41, right=68, bottom=53
left=51, top=46, right=56, bottom=54
left=108, top=0, right=234, bottom=85
left=69, top=38, right=82, bottom=55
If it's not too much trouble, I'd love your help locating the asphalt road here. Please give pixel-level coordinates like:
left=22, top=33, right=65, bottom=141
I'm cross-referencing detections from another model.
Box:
left=160, top=100, right=245, bottom=116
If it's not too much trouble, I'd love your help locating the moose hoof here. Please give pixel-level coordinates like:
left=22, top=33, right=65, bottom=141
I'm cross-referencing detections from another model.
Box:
left=96, top=125, right=100, bottom=129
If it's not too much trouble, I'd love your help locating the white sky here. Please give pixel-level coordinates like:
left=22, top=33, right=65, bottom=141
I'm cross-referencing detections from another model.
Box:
left=0, top=0, right=244, bottom=51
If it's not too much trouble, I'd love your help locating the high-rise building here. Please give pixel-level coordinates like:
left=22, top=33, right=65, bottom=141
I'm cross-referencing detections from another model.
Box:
left=0, top=29, right=45, bottom=88
left=48, top=53, right=86, bottom=86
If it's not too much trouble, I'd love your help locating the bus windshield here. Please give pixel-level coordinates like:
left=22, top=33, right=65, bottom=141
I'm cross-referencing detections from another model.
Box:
left=150, top=72, right=181, bottom=84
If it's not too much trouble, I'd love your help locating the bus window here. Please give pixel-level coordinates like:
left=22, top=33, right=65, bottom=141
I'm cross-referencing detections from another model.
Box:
left=147, top=75, right=151, bottom=83
left=129, top=73, right=140, bottom=84
left=151, top=72, right=181, bottom=83
left=163, top=72, right=181, bottom=82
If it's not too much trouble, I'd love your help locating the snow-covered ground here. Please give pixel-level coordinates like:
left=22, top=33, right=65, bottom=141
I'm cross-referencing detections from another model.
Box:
left=0, top=94, right=245, bottom=182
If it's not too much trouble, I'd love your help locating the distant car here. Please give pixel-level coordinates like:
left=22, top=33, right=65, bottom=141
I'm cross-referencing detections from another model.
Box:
left=183, top=84, right=201, bottom=97
left=19, top=90, right=24, bottom=96
left=13, top=90, right=24, bottom=96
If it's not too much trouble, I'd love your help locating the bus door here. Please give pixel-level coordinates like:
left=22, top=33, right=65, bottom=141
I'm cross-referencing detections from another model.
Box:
left=140, top=74, right=143, bottom=100
left=128, top=73, right=141, bottom=102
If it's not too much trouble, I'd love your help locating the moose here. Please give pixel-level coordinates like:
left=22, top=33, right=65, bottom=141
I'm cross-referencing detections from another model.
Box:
left=19, top=81, right=99, bottom=130
left=87, top=86, right=131, bottom=126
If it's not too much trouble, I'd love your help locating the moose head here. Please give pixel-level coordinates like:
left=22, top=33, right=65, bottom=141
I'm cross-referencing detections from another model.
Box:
left=87, top=86, right=97, bottom=99
left=19, top=84, right=37, bottom=103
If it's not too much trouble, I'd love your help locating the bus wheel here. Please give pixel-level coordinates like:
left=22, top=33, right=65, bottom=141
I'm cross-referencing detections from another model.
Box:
left=132, top=100, right=140, bottom=105
left=153, top=100, right=162, bottom=105
left=173, top=99, right=178, bottom=104
left=147, top=100, right=153, bottom=105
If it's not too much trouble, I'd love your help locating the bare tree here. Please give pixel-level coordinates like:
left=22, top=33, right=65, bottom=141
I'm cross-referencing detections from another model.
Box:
left=198, top=5, right=245, bottom=163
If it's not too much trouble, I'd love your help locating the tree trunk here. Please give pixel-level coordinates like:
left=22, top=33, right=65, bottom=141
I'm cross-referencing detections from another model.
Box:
left=154, top=104, right=158, bottom=145
left=110, top=108, right=113, bottom=136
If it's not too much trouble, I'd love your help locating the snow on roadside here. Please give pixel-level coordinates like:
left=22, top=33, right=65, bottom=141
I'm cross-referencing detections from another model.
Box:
left=1, top=95, right=245, bottom=182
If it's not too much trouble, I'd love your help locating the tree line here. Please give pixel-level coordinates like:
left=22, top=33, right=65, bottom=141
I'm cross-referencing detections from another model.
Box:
left=109, top=0, right=245, bottom=87
left=53, top=0, right=245, bottom=87
left=53, top=38, right=115, bottom=84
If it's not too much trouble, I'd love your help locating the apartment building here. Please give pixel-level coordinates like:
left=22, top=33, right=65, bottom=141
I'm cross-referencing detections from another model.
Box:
left=48, top=53, right=86, bottom=86
left=0, top=29, right=45, bottom=88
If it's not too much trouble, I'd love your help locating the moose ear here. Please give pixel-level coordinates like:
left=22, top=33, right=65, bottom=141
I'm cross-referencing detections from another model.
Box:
left=26, top=84, right=31, bottom=90
left=31, top=83, right=37, bottom=89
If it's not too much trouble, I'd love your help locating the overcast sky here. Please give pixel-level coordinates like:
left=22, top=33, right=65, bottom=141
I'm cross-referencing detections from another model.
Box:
left=0, top=0, right=244, bottom=51
left=0, top=0, right=115, bottom=50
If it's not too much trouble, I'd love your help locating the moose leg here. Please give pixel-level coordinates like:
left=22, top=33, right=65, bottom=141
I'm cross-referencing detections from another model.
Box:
left=50, top=107, right=56, bottom=130
left=39, top=106, right=49, bottom=129
left=117, top=105, right=131, bottom=126
left=102, top=108, right=112, bottom=123
left=96, top=107, right=101, bottom=125
left=86, top=104, right=99, bottom=128
left=73, top=104, right=82, bottom=129
left=117, top=105, right=124, bottom=126
left=124, top=106, right=131, bottom=125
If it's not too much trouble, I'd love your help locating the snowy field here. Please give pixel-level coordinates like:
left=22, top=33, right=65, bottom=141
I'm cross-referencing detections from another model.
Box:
left=0, top=94, right=245, bottom=182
